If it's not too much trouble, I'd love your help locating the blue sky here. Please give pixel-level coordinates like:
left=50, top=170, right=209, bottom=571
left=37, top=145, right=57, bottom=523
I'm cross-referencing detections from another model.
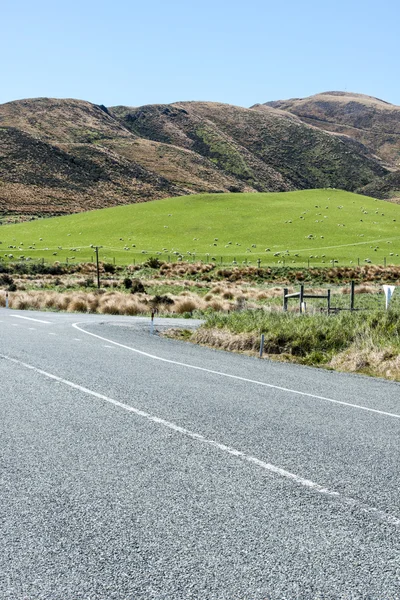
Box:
left=2, top=0, right=399, bottom=107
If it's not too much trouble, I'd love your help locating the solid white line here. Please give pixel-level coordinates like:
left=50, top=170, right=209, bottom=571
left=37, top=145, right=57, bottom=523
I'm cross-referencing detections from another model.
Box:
left=11, top=315, right=51, bottom=324
left=72, top=323, right=400, bottom=420
left=1, top=352, right=398, bottom=527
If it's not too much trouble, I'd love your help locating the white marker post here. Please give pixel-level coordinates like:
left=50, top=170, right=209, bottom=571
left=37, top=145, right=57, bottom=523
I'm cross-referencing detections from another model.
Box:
left=383, top=285, right=396, bottom=310
left=150, top=309, right=155, bottom=335
left=5, top=292, right=9, bottom=309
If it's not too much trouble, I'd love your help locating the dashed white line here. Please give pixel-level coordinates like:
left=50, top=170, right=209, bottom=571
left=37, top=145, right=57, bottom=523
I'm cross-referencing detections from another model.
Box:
left=103, top=345, right=115, bottom=349
left=49, top=333, right=57, bottom=336
left=11, top=315, right=51, bottom=324
left=0, top=351, right=398, bottom=528
left=29, top=328, right=36, bottom=331
left=72, top=323, right=400, bottom=421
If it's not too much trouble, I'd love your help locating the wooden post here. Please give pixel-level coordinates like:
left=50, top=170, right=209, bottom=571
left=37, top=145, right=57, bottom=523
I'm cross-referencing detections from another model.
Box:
left=299, top=285, right=304, bottom=313
left=327, top=289, right=331, bottom=313
left=257, top=258, right=261, bottom=268
left=283, top=288, right=288, bottom=312
left=350, top=281, right=355, bottom=311
left=95, top=246, right=100, bottom=289
left=384, top=256, right=387, bottom=267
left=259, top=334, right=265, bottom=358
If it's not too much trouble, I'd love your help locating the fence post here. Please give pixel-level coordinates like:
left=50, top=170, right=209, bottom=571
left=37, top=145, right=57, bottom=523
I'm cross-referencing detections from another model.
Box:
left=299, top=285, right=304, bottom=312
left=95, top=246, right=100, bottom=289
left=283, top=288, right=288, bottom=312
left=259, top=334, right=265, bottom=358
left=350, top=281, right=355, bottom=311
left=327, top=289, right=331, bottom=313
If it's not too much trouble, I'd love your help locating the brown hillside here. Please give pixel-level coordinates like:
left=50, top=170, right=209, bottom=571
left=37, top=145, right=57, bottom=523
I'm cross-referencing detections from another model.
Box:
left=111, top=101, right=386, bottom=191
left=258, top=91, right=400, bottom=167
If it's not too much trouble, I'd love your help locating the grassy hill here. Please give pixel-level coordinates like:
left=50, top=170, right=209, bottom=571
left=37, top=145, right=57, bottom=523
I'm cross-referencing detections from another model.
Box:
left=1, top=190, right=399, bottom=266
left=0, top=96, right=389, bottom=216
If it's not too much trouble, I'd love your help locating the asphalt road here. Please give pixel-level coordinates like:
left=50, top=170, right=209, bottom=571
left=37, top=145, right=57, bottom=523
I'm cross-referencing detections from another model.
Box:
left=1, top=307, right=400, bottom=600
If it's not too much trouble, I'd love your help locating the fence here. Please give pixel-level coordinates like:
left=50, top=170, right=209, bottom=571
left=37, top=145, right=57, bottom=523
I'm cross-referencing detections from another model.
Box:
left=0, top=253, right=399, bottom=269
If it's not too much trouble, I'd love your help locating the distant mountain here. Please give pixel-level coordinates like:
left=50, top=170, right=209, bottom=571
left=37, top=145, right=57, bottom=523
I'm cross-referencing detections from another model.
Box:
left=0, top=94, right=395, bottom=216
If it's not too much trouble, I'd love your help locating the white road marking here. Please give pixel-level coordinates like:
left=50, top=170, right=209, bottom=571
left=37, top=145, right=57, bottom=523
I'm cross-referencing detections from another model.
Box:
left=12, top=324, right=19, bottom=327
left=49, top=333, right=56, bottom=336
left=29, top=328, right=36, bottom=331
left=74, top=338, right=81, bottom=341
left=0, top=352, right=399, bottom=527
left=11, top=315, right=51, bottom=324
left=103, top=345, right=114, bottom=349
left=73, top=323, right=400, bottom=420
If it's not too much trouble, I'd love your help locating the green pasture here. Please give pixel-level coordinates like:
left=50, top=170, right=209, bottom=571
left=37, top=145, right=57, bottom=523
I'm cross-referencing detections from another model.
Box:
left=1, top=189, right=400, bottom=266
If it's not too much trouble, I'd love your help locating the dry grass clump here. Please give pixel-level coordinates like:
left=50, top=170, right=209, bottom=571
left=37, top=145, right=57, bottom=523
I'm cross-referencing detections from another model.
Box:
left=340, top=284, right=378, bottom=295
left=331, top=345, right=400, bottom=381
left=159, top=262, right=215, bottom=278
left=172, top=296, right=203, bottom=314
left=193, top=328, right=258, bottom=352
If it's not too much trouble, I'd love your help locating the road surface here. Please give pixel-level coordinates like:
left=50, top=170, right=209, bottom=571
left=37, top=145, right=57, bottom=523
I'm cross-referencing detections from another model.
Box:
left=1, top=307, right=399, bottom=599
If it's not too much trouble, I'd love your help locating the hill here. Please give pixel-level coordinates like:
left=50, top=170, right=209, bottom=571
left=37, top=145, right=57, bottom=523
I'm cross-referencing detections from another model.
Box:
left=0, top=96, right=389, bottom=216
left=258, top=91, right=400, bottom=169
left=1, top=190, right=399, bottom=266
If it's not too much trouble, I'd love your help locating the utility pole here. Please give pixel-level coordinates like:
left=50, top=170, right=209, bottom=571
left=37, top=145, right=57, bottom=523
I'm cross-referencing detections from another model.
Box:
left=95, top=246, right=100, bottom=289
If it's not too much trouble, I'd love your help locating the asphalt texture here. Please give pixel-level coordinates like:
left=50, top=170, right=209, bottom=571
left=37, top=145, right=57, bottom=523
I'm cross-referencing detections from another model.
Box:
left=1, top=307, right=400, bottom=599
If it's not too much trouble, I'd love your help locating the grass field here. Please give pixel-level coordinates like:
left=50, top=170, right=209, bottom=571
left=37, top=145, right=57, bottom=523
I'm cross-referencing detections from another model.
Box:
left=1, top=189, right=400, bottom=266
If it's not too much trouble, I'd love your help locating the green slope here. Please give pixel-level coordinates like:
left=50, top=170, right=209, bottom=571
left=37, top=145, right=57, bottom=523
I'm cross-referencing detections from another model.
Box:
left=1, top=190, right=400, bottom=266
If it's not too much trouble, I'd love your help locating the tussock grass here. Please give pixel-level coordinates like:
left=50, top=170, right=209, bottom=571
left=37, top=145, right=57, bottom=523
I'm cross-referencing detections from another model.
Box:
left=193, top=309, right=400, bottom=379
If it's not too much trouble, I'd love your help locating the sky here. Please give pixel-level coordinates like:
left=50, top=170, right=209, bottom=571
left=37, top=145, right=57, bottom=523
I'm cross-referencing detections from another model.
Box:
left=2, top=0, right=399, bottom=108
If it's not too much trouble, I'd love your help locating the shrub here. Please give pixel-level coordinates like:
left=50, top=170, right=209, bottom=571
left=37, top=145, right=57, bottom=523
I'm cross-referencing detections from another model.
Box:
left=131, top=279, right=146, bottom=293
left=103, top=263, right=116, bottom=274
left=123, top=277, right=133, bottom=289
left=0, top=274, right=14, bottom=286
left=151, top=295, right=174, bottom=307
left=144, top=257, right=163, bottom=269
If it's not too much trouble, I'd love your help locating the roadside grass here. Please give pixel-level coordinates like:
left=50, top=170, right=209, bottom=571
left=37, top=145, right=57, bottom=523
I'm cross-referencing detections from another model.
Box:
left=189, top=309, right=400, bottom=380
left=1, top=189, right=400, bottom=266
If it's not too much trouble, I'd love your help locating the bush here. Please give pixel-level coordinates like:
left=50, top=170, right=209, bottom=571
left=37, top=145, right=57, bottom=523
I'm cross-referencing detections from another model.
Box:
left=151, top=295, right=174, bottom=307
left=0, top=274, right=13, bottom=286
left=123, top=277, right=133, bottom=289
left=103, top=263, right=116, bottom=274
left=144, top=257, right=163, bottom=269
left=130, top=279, right=145, bottom=293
